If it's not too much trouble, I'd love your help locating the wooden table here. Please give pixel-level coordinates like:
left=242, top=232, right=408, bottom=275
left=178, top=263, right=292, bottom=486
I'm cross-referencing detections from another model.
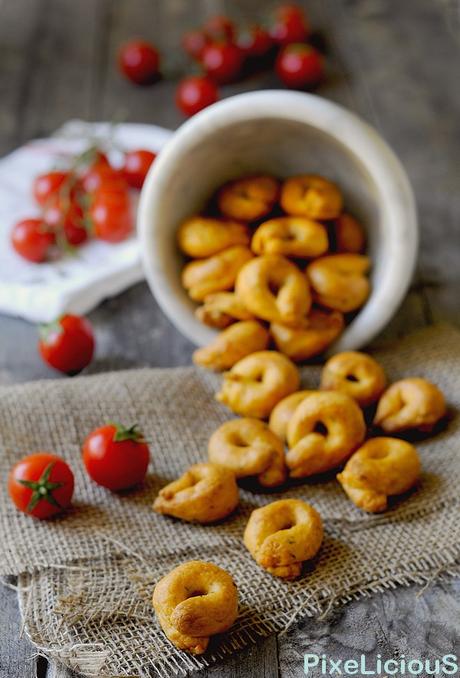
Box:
left=1, top=1, right=459, bottom=676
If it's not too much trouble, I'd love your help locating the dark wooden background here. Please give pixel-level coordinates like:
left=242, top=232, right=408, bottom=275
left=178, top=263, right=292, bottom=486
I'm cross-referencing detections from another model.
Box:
left=1, top=1, right=459, bottom=676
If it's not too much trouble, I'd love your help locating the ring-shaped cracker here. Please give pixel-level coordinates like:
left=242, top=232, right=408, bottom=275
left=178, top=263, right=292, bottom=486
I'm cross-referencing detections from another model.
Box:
left=177, top=216, right=249, bottom=258
left=270, top=308, right=344, bottom=362
left=182, top=245, right=253, bottom=301
left=153, top=462, right=239, bottom=523
left=152, top=560, right=238, bottom=654
left=218, top=175, right=279, bottom=221
left=252, top=217, right=328, bottom=258
left=216, top=350, right=300, bottom=419
left=337, top=437, right=421, bottom=512
left=306, top=254, right=370, bottom=313
left=193, top=321, right=269, bottom=371
left=195, top=292, right=253, bottom=329
left=268, top=390, right=313, bottom=443
left=374, top=378, right=446, bottom=433
left=236, top=254, right=312, bottom=326
left=320, top=351, right=386, bottom=407
left=208, top=418, right=286, bottom=488
left=280, top=175, right=343, bottom=220
left=331, top=213, right=366, bottom=253
left=244, top=499, right=323, bottom=579
left=286, top=391, right=366, bottom=478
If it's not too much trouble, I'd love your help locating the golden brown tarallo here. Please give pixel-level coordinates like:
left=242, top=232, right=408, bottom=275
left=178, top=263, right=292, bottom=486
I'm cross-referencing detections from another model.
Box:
left=208, top=418, right=286, bottom=488
left=244, top=499, right=323, bottom=579
left=153, top=462, right=239, bottom=523
left=216, top=350, right=300, bottom=419
left=286, top=391, right=366, bottom=478
left=374, top=377, right=446, bottom=433
left=337, top=437, right=421, bottom=512
left=152, top=561, right=238, bottom=654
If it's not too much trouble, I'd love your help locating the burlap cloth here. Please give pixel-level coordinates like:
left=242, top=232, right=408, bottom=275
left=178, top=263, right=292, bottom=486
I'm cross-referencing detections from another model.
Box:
left=1, top=325, right=460, bottom=677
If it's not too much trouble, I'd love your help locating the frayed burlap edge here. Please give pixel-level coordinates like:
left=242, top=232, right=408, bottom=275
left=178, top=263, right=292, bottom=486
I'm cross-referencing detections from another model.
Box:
left=16, top=546, right=460, bottom=678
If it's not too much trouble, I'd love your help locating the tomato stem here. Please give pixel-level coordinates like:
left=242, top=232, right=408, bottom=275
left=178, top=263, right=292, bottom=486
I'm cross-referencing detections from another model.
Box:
left=17, top=462, right=64, bottom=512
left=111, top=423, right=146, bottom=443
left=38, top=318, right=64, bottom=342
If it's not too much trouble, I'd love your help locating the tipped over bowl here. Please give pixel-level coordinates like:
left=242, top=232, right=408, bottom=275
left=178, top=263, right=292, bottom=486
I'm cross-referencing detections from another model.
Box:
left=138, top=91, right=418, bottom=352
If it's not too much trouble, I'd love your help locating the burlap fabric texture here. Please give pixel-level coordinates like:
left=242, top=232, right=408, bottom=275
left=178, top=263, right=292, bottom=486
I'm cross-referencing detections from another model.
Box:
left=1, top=325, right=459, bottom=677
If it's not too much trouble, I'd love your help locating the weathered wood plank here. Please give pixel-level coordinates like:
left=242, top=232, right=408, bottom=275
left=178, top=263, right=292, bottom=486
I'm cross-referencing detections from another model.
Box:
left=0, top=0, right=44, bottom=154
left=195, top=636, right=279, bottom=678
left=0, top=581, right=39, bottom=678
left=19, top=0, right=110, bottom=142
left=278, top=579, right=460, bottom=678
left=324, top=0, right=460, bottom=291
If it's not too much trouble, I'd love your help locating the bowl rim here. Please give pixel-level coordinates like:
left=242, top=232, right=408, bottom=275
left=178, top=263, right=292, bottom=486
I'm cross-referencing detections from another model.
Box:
left=138, top=90, right=418, bottom=351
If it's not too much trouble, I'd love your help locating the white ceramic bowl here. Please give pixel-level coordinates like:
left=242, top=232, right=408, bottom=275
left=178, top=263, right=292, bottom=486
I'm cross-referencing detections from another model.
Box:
left=139, top=91, right=418, bottom=352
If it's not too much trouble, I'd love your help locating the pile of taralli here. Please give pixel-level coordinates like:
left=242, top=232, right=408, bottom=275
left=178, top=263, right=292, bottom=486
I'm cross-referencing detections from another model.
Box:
left=152, top=348, right=447, bottom=653
left=178, top=174, right=370, bottom=366
left=10, top=174, right=446, bottom=660
left=148, top=181, right=448, bottom=655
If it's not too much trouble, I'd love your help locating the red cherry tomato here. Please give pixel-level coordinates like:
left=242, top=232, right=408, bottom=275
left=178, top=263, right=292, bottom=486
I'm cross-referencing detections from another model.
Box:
left=11, top=218, right=55, bottom=263
left=118, top=40, right=160, bottom=85
left=269, top=4, right=310, bottom=46
left=182, top=29, right=210, bottom=60
left=44, top=197, right=88, bottom=247
left=276, top=3, right=306, bottom=22
left=33, top=171, right=69, bottom=207
left=176, top=76, right=219, bottom=117
left=123, top=149, right=156, bottom=189
left=9, top=453, right=74, bottom=519
left=82, top=423, right=150, bottom=491
left=39, top=314, right=95, bottom=375
left=276, top=43, right=324, bottom=88
left=90, top=190, right=133, bottom=243
left=237, top=25, right=274, bottom=59
left=81, top=163, right=126, bottom=194
left=203, top=15, right=235, bottom=41
left=200, top=42, right=244, bottom=84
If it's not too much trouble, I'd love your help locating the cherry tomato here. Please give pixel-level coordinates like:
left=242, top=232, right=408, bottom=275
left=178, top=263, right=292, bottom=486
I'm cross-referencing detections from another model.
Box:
left=276, top=3, right=306, bottom=22
left=269, top=4, right=310, bottom=46
left=118, top=40, right=160, bottom=85
left=44, top=197, right=88, bottom=247
left=237, top=25, right=273, bottom=59
left=123, top=149, right=156, bottom=189
left=81, top=163, right=126, bottom=194
left=203, top=15, right=235, bottom=41
left=90, top=190, right=133, bottom=243
left=82, top=423, right=150, bottom=491
left=9, top=453, right=74, bottom=519
left=39, top=314, right=95, bottom=375
left=276, top=43, right=324, bottom=88
left=33, top=171, right=70, bottom=207
left=200, top=42, right=244, bottom=84
left=176, top=76, right=218, bottom=117
left=11, top=218, right=55, bottom=263
left=182, top=29, right=210, bottom=60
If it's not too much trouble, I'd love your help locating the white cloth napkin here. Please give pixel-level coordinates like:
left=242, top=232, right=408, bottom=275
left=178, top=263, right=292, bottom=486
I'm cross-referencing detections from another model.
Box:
left=0, top=121, right=173, bottom=323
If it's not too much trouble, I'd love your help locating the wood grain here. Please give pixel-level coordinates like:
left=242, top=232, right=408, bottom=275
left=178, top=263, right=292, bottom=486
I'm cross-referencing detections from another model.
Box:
left=278, top=579, right=460, bottom=678
left=0, top=582, right=39, bottom=678
left=0, top=0, right=458, bottom=676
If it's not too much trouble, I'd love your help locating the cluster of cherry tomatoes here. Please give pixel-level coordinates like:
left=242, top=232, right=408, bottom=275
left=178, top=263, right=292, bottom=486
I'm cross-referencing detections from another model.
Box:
left=8, top=422, right=150, bottom=519
left=9, top=311, right=150, bottom=519
left=118, top=3, right=324, bottom=118
left=11, top=147, right=156, bottom=263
